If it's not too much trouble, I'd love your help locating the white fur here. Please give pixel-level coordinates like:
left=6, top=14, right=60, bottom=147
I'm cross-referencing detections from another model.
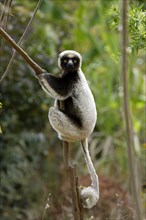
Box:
left=37, top=50, right=99, bottom=209
left=38, top=73, right=71, bottom=100
left=58, top=50, right=82, bottom=69
left=80, top=139, right=99, bottom=208
left=48, top=69, right=97, bottom=142
left=81, top=187, right=99, bottom=209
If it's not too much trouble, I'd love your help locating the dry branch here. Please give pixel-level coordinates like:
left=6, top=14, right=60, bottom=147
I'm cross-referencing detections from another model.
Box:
left=69, top=164, right=84, bottom=220
left=0, top=0, right=12, bottom=55
left=121, top=0, right=142, bottom=219
left=0, top=0, right=12, bottom=28
left=63, top=153, right=84, bottom=220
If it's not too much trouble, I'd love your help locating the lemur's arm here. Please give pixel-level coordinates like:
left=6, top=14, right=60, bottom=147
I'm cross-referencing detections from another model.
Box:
left=36, top=72, right=71, bottom=100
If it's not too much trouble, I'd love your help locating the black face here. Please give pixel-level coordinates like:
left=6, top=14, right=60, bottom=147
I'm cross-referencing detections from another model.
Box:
left=61, top=56, right=80, bottom=72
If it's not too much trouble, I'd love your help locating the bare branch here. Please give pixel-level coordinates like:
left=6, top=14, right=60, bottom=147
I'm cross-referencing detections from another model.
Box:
left=69, top=164, right=84, bottom=220
left=0, top=0, right=13, bottom=56
left=63, top=141, right=70, bottom=167
left=0, top=27, right=44, bottom=74
left=0, top=0, right=12, bottom=29
left=121, top=0, right=142, bottom=219
left=0, top=0, right=42, bottom=83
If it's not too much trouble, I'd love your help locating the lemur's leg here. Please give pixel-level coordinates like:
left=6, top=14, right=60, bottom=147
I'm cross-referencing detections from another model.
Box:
left=48, top=106, right=86, bottom=142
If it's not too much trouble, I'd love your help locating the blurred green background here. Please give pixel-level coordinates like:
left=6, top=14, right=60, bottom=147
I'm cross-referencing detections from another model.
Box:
left=0, top=0, right=145, bottom=219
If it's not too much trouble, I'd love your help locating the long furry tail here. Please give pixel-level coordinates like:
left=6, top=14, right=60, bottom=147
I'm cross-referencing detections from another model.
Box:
left=80, top=139, right=99, bottom=209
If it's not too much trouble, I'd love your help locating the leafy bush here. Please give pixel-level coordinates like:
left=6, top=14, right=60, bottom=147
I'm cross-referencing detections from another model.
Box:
left=108, top=2, right=146, bottom=51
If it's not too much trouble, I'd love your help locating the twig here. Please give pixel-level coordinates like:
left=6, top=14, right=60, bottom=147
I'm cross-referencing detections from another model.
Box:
left=0, top=0, right=12, bottom=29
left=63, top=140, right=82, bottom=220
left=121, top=0, right=142, bottom=219
left=41, top=192, right=51, bottom=220
left=63, top=152, right=83, bottom=220
left=0, top=0, right=12, bottom=55
left=69, top=164, right=83, bottom=220
left=63, top=141, right=69, bottom=167
left=0, top=27, right=44, bottom=74
left=0, top=0, right=42, bottom=83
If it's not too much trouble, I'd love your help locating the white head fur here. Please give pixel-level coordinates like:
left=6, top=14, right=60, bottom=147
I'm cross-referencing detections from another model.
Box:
left=58, top=50, right=82, bottom=69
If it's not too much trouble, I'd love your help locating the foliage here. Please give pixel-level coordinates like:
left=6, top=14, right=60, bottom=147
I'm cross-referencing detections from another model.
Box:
left=108, top=2, right=146, bottom=51
left=0, top=0, right=145, bottom=219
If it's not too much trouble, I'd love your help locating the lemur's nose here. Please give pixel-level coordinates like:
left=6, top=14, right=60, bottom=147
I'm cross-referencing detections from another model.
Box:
left=67, top=60, right=74, bottom=68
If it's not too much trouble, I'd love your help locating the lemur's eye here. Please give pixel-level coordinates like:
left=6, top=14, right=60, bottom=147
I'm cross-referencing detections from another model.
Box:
left=73, top=58, right=77, bottom=64
left=63, top=59, right=67, bottom=63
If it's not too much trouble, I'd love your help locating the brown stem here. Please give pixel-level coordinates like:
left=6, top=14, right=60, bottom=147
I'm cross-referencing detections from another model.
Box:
left=0, top=0, right=13, bottom=55
left=69, top=164, right=83, bottom=220
left=0, top=0, right=12, bottom=26
left=121, top=0, right=142, bottom=219
left=0, top=0, right=42, bottom=83
left=63, top=141, right=69, bottom=167
left=0, top=27, right=44, bottom=74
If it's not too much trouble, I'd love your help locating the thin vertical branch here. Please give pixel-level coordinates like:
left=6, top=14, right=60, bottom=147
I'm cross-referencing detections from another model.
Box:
left=121, top=0, right=142, bottom=219
left=63, top=141, right=83, bottom=220
left=0, top=0, right=42, bottom=83
left=41, top=192, right=51, bottom=220
left=69, top=164, right=82, bottom=220
left=0, top=0, right=13, bottom=56
left=63, top=141, right=69, bottom=167
left=0, top=0, right=12, bottom=29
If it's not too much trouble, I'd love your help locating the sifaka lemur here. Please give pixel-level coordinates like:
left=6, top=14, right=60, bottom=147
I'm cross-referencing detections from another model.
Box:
left=35, top=50, right=99, bottom=209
